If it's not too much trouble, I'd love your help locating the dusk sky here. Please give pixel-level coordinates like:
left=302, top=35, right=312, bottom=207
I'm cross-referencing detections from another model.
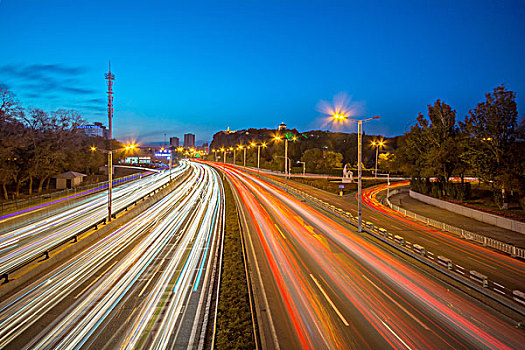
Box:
left=1, top=0, right=524, bottom=144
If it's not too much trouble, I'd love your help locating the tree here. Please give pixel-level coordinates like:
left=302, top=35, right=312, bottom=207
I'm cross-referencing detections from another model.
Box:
left=460, top=85, right=523, bottom=208
left=301, top=148, right=342, bottom=171
left=0, top=89, right=26, bottom=199
left=322, top=150, right=343, bottom=169
left=393, top=100, right=465, bottom=197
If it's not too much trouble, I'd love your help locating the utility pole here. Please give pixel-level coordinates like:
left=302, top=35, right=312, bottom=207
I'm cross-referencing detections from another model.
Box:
left=257, top=146, right=261, bottom=176
left=105, top=62, right=115, bottom=223
left=284, top=139, right=288, bottom=176
left=357, top=120, right=364, bottom=232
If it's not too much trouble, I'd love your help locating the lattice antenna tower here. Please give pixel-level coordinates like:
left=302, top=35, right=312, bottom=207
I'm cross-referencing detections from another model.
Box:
left=105, top=61, right=115, bottom=140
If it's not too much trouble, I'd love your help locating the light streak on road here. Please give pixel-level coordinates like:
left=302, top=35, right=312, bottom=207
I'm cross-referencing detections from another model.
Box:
left=0, top=161, right=224, bottom=349
left=219, top=163, right=525, bottom=349
left=360, top=183, right=525, bottom=292
left=0, top=170, right=158, bottom=222
left=0, top=163, right=188, bottom=279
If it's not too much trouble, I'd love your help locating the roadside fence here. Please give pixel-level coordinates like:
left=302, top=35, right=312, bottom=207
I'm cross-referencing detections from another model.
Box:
left=385, top=189, right=525, bottom=260
left=0, top=171, right=153, bottom=218
left=264, top=178, right=525, bottom=318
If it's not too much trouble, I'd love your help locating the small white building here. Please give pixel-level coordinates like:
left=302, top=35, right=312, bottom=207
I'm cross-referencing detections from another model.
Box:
left=55, top=171, right=87, bottom=189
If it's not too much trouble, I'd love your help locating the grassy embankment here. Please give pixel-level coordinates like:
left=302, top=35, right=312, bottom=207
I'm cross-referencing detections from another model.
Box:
left=214, top=179, right=255, bottom=349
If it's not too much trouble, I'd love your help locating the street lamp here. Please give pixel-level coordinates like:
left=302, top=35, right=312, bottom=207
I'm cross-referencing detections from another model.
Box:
left=371, top=139, right=385, bottom=178
left=230, top=147, right=235, bottom=165
left=168, top=146, right=173, bottom=181
left=276, top=156, right=292, bottom=191
left=238, top=145, right=246, bottom=167
left=241, top=145, right=248, bottom=167
left=220, top=148, right=226, bottom=163
left=251, top=141, right=267, bottom=177
left=273, top=135, right=297, bottom=177
left=333, top=113, right=380, bottom=232
left=91, top=143, right=137, bottom=221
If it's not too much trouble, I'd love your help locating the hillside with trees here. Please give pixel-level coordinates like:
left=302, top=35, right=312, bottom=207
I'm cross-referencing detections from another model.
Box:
left=209, top=127, right=401, bottom=175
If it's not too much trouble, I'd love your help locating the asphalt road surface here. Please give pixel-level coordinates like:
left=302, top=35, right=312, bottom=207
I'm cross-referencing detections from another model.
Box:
left=0, top=161, right=224, bottom=349
left=0, top=163, right=188, bottom=282
left=219, top=163, right=525, bottom=349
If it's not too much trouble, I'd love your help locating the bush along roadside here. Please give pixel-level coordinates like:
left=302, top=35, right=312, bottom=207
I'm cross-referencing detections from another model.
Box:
left=214, top=179, right=256, bottom=349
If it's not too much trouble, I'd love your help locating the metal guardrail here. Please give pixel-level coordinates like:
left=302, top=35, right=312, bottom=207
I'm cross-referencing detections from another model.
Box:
left=0, top=171, right=154, bottom=217
left=264, top=179, right=525, bottom=318
left=0, top=169, right=190, bottom=284
left=384, top=189, right=525, bottom=260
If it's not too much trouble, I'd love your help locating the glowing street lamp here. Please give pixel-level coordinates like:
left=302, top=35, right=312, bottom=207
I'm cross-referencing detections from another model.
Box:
left=237, top=145, right=248, bottom=167
left=90, top=141, right=138, bottom=222
left=251, top=141, right=267, bottom=177
left=371, top=139, right=386, bottom=178
left=230, top=147, right=235, bottom=164
left=220, top=147, right=226, bottom=163
left=273, top=135, right=298, bottom=177
left=332, top=113, right=380, bottom=232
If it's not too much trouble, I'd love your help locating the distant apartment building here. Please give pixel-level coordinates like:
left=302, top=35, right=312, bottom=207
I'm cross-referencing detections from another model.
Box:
left=183, top=133, right=195, bottom=148
left=196, top=142, right=209, bottom=154
left=77, top=122, right=109, bottom=138
left=170, top=136, right=179, bottom=147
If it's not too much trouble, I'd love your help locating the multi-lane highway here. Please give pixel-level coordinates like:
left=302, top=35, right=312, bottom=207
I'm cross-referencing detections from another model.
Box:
left=360, top=183, right=525, bottom=294
left=0, top=163, right=188, bottom=282
left=0, top=161, right=224, bottom=349
left=218, top=163, right=525, bottom=349
left=260, top=172, right=525, bottom=298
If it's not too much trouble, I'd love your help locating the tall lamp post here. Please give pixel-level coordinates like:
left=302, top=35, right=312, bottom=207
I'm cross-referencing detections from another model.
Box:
left=371, top=140, right=385, bottom=178
left=274, top=135, right=297, bottom=177
left=251, top=142, right=267, bottom=177
left=237, top=145, right=245, bottom=167
left=168, top=146, right=173, bottom=182
left=333, top=113, right=380, bottom=232
left=221, top=148, right=226, bottom=163
left=105, top=63, right=115, bottom=223
left=230, top=147, right=235, bottom=164
left=242, top=145, right=247, bottom=167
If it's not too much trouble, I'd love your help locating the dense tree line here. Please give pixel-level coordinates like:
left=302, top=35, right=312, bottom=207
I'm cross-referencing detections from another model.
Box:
left=392, top=86, right=524, bottom=209
left=0, top=89, right=110, bottom=200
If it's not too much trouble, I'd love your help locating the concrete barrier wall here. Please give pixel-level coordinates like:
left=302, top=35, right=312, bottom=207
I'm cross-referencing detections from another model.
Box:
left=409, top=190, right=525, bottom=235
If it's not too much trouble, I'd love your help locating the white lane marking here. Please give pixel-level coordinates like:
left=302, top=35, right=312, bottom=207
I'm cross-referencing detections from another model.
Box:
left=493, top=282, right=505, bottom=289
left=361, top=274, right=430, bottom=331
left=310, top=274, right=349, bottom=326
left=381, top=320, right=414, bottom=350
left=467, top=257, right=496, bottom=270
left=74, top=261, right=118, bottom=299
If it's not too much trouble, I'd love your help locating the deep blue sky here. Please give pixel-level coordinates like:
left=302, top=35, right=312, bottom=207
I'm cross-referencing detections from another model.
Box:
left=1, top=0, right=524, bottom=144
